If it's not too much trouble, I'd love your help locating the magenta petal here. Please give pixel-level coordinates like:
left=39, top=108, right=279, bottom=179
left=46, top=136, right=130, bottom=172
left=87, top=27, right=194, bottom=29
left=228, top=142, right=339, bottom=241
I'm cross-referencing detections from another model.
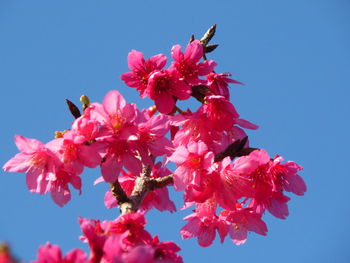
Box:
left=217, top=221, right=230, bottom=243
left=168, top=145, right=188, bottom=164
left=103, top=90, right=126, bottom=116
left=70, top=175, right=82, bottom=192
left=89, top=103, right=109, bottom=125
left=102, top=236, right=124, bottom=262
left=146, top=114, right=170, bottom=135
left=127, top=50, right=145, bottom=71
left=149, top=53, right=167, bottom=70
left=236, top=118, right=259, bottom=130
left=104, top=190, right=118, bottom=209
left=184, top=40, right=203, bottom=62
left=79, top=144, right=104, bottom=168
left=123, top=154, right=142, bottom=176
left=197, top=60, right=217, bottom=75
left=35, top=243, right=63, bottom=262
left=172, top=80, right=191, bottom=100
left=51, top=187, right=71, bottom=207
left=230, top=227, right=247, bottom=245
left=120, top=72, right=140, bottom=88
left=121, top=103, right=137, bottom=123
left=155, top=94, right=175, bottom=114
left=124, top=245, right=154, bottom=263
left=171, top=45, right=183, bottom=61
left=268, top=197, right=289, bottom=219
left=149, top=137, right=174, bottom=156
left=198, top=225, right=216, bottom=247
left=173, top=166, right=188, bottom=191
left=3, top=153, right=31, bottom=172
left=101, top=156, right=122, bottom=183
left=65, top=249, right=88, bottom=263
left=180, top=218, right=200, bottom=239
left=15, top=135, right=43, bottom=152
left=284, top=173, right=307, bottom=196
left=152, top=188, right=177, bottom=212
left=247, top=215, right=268, bottom=236
left=26, top=168, right=40, bottom=192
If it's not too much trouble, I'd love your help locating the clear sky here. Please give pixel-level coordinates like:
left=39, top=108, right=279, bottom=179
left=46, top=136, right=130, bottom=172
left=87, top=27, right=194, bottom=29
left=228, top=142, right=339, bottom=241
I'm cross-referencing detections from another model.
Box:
left=0, top=0, right=349, bottom=262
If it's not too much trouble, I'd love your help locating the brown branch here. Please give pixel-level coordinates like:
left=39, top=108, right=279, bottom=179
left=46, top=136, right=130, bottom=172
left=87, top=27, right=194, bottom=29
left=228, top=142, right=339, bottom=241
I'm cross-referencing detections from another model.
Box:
left=110, top=180, right=129, bottom=203
left=110, top=164, right=174, bottom=214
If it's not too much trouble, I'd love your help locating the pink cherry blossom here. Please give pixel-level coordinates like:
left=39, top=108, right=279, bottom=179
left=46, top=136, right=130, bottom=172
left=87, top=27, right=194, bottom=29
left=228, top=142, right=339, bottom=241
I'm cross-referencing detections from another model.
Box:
left=87, top=90, right=143, bottom=182
left=150, top=236, right=183, bottom=263
left=79, top=217, right=114, bottom=263
left=221, top=207, right=268, bottom=245
left=107, top=213, right=153, bottom=246
left=171, top=40, right=216, bottom=85
left=168, top=141, right=214, bottom=194
left=199, top=95, right=239, bottom=131
left=206, top=72, right=243, bottom=100
left=31, top=243, right=88, bottom=263
left=121, top=50, right=167, bottom=97
left=137, top=113, right=174, bottom=160
left=3, top=135, right=82, bottom=207
left=3, top=135, right=58, bottom=195
left=145, top=68, right=191, bottom=114
left=180, top=201, right=229, bottom=247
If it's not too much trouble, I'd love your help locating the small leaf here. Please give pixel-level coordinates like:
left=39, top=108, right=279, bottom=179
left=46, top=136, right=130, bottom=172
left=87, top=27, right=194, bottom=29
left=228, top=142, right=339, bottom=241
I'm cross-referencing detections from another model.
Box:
left=189, top=34, right=195, bottom=43
left=205, top=44, right=219, bottom=53
left=66, top=99, right=81, bottom=119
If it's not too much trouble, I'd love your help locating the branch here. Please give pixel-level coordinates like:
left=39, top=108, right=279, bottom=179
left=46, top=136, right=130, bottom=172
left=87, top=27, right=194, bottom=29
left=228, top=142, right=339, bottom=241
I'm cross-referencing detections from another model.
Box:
left=110, top=165, right=174, bottom=214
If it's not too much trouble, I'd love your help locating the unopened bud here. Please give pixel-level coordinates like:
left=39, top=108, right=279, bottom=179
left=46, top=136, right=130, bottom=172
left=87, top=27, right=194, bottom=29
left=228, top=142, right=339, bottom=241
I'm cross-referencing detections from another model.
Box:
left=80, top=95, right=90, bottom=111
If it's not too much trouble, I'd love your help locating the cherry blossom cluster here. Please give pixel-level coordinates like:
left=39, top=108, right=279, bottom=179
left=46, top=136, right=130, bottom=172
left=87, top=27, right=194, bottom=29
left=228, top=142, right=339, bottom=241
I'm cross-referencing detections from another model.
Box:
left=3, top=25, right=306, bottom=261
left=31, top=213, right=182, bottom=263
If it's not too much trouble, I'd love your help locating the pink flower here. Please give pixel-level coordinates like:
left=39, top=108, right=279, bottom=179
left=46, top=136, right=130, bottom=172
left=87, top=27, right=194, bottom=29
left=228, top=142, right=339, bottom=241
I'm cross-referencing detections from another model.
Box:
left=31, top=243, right=88, bottom=263
left=171, top=40, right=216, bottom=85
left=206, top=72, right=243, bottom=100
left=199, top=95, right=239, bottom=131
left=137, top=114, right=174, bottom=159
left=168, top=141, right=214, bottom=194
left=46, top=138, right=84, bottom=176
left=107, top=213, right=153, bottom=247
left=219, top=149, right=306, bottom=219
left=180, top=201, right=229, bottom=247
left=268, top=157, right=306, bottom=196
left=221, top=207, right=268, bottom=245
left=216, top=152, right=265, bottom=208
left=121, top=50, right=167, bottom=97
left=171, top=110, right=215, bottom=148
left=80, top=213, right=183, bottom=263
left=3, top=135, right=58, bottom=195
left=199, top=95, right=258, bottom=131
left=150, top=236, right=183, bottom=263
left=79, top=218, right=111, bottom=263
left=3, top=135, right=81, bottom=207
left=88, top=90, right=143, bottom=182
left=145, top=68, right=191, bottom=114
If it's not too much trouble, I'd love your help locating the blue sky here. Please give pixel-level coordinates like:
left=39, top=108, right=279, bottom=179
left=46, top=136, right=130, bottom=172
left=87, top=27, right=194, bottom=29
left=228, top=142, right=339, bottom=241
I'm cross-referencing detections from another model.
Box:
left=0, top=0, right=349, bottom=262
